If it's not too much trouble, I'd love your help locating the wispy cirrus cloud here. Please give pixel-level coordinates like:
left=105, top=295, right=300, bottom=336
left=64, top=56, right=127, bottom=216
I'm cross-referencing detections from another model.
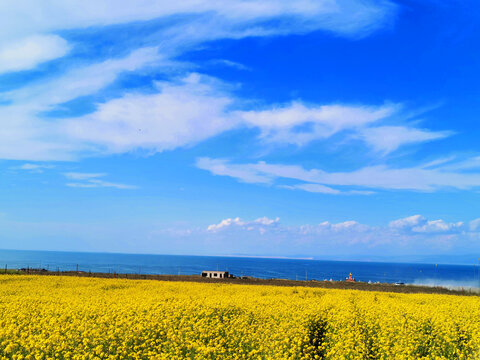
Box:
left=0, top=46, right=162, bottom=161
left=63, top=172, right=136, bottom=189
left=63, top=82, right=436, bottom=158
left=64, top=172, right=107, bottom=180
left=238, top=102, right=397, bottom=146
left=0, top=1, right=457, bottom=199
left=196, top=156, right=480, bottom=193
left=0, top=34, right=70, bottom=74
left=0, top=0, right=396, bottom=79
left=280, top=183, right=375, bottom=195
left=66, top=179, right=136, bottom=189
left=0, top=0, right=398, bottom=161
left=0, top=0, right=449, bottom=171
left=11, top=163, right=55, bottom=173
left=358, top=126, right=453, bottom=155
left=0, top=0, right=396, bottom=42
left=210, top=59, right=252, bottom=71
left=62, top=74, right=236, bottom=155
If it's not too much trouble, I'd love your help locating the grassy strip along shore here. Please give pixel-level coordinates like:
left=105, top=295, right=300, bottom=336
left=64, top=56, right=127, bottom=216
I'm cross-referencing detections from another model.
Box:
left=6, top=267, right=478, bottom=296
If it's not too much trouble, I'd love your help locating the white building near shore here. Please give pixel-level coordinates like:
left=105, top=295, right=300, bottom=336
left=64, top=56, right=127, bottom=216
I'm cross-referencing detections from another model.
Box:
left=201, top=271, right=230, bottom=279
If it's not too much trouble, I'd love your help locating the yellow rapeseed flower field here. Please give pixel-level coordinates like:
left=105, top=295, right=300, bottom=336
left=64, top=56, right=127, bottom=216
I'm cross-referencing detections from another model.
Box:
left=0, top=275, right=478, bottom=359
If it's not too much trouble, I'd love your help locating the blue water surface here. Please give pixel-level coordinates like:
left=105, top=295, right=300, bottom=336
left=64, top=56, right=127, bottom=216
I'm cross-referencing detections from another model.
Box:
left=0, top=249, right=479, bottom=288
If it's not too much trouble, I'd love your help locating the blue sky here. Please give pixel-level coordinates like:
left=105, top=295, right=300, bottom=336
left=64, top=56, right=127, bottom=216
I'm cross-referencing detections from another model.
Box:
left=1, top=0, right=480, bottom=263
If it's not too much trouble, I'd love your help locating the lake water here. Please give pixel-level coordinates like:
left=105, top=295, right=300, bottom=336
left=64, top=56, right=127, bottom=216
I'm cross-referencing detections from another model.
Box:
left=0, top=249, right=479, bottom=288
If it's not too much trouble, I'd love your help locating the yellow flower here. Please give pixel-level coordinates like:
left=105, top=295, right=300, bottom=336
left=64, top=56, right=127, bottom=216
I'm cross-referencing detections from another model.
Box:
left=0, top=275, right=478, bottom=359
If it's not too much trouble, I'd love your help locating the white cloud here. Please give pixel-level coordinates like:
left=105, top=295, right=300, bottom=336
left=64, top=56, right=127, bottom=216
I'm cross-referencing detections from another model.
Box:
left=2, top=213, right=478, bottom=258
left=0, top=0, right=441, bottom=173
left=12, top=163, right=55, bottom=172
left=4, top=92, right=449, bottom=161
left=299, top=220, right=371, bottom=235
left=359, top=126, right=452, bottom=154
left=0, top=47, right=162, bottom=161
left=0, top=0, right=400, bottom=161
left=0, top=0, right=395, bottom=76
left=238, top=102, right=396, bottom=146
left=281, top=183, right=341, bottom=194
left=201, top=214, right=478, bottom=254
left=212, top=59, right=251, bottom=71
left=0, top=1, right=396, bottom=42
left=331, top=220, right=365, bottom=231
left=207, top=217, right=245, bottom=232
left=66, top=179, right=136, bottom=189
left=413, top=220, right=464, bottom=234
left=438, top=156, right=480, bottom=171
left=62, top=74, right=237, bottom=155
left=0, top=0, right=450, bottom=193
left=196, top=157, right=274, bottom=184
left=282, top=183, right=374, bottom=195
left=469, top=218, right=480, bottom=232
left=389, top=214, right=426, bottom=229
left=207, top=216, right=280, bottom=232
left=3, top=47, right=162, bottom=108
left=61, top=93, right=449, bottom=165
left=5, top=55, right=413, bottom=161
left=64, top=172, right=106, bottom=180
left=254, top=216, right=280, bottom=225
left=390, top=215, right=465, bottom=234
left=63, top=172, right=135, bottom=189
left=196, top=157, right=480, bottom=193
left=0, top=35, right=70, bottom=74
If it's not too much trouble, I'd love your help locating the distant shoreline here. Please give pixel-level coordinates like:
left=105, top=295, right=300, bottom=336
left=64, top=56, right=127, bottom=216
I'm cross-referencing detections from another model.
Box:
left=219, top=254, right=315, bottom=260
left=4, top=268, right=478, bottom=297
left=0, top=248, right=478, bottom=266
